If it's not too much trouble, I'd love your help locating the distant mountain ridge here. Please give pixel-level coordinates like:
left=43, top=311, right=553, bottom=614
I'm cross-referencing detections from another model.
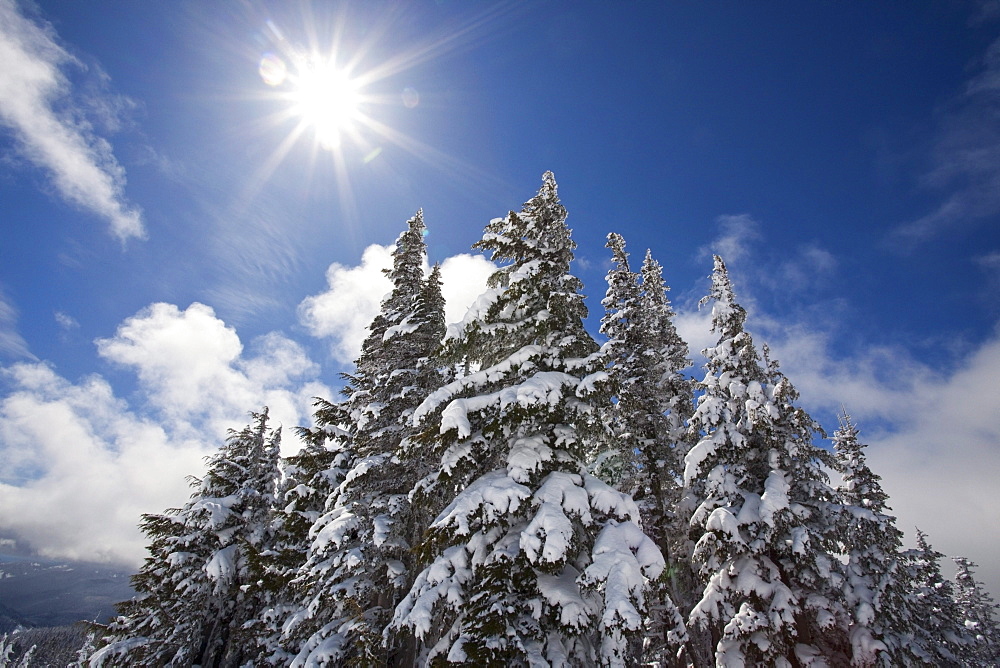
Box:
left=0, top=555, right=134, bottom=629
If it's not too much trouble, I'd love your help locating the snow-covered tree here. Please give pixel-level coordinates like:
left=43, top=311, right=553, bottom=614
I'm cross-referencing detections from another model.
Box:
left=952, top=557, right=1000, bottom=666
left=281, top=211, right=447, bottom=666
left=247, top=401, right=354, bottom=665
left=832, top=411, right=915, bottom=667
left=1, top=634, right=36, bottom=668
left=599, top=232, right=692, bottom=664
left=91, top=409, right=281, bottom=668
left=683, top=256, right=848, bottom=666
left=896, top=529, right=966, bottom=666
left=392, top=172, right=664, bottom=666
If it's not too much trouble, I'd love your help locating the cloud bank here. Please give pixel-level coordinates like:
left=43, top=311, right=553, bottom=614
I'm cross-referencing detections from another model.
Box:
left=0, top=302, right=329, bottom=566
left=0, top=0, right=144, bottom=241
left=3, top=230, right=997, bottom=604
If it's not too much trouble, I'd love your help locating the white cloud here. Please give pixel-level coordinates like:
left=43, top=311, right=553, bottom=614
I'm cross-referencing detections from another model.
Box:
left=438, top=252, right=497, bottom=326
left=687, top=233, right=1000, bottom=597
left=0, top=0, right=144, bottom=241
left=677, top=209, right=1000, bottom=595
left=0, top=291, right=34, bottom=360
left=0, top=362, right=205, bottom=565
left=699, top=213, right=760, bottom=263
left=96, top=302, right=326, bottom=440
left=54, top=310, right=79, bottom=331
left=298, top=245, right=495, bottom=364
left=298, top=244, right=395, bottom=364
left=892, top=35, right=1000, bottom=245
left=864, top=336, right=1000, bottom=583
left=0, top=302, right=330, bottom=566
left=761, top=321, right=1000, bottom=598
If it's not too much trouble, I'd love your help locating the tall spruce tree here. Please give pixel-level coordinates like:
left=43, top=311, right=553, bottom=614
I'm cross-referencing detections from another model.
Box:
left=900, top=530, right=966, bottom=666
left=392, top=173, right=664, bottom=666
left=249, top=399, right=354, bottom=665
left=832, top=411, right=914, bottom=667
left=91, top=409, right=281, bottom=667
left=281, top=211, right=446, bottom=666
left=599, top=233, right=692, bottom=665
left=952, top=557, right=1000, bottom=666
left=683, top=256, right=848, bottom=667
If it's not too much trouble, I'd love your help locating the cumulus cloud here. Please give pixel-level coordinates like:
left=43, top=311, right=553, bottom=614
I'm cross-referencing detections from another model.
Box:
left=298, top=245, right=395, bottom=364
left=298, top=244, right=495, bottom=364
left=892, top=35, right=1000, bottom=246
left=438, top=252, right=498, bottom=325
left=757, top=318, right=1000, bottom=598
left=0, top=363, right=206, bottom=564
left=0, top=0, right=144, bottom=241
left=96, top=302, right=327, bottom=440
left=0, top=302, right=330, bottom=566
left=863, top=336, right=1000, bottom=582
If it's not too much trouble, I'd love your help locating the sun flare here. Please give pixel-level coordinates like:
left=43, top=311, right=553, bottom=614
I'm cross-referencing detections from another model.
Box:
left=250, top=6, right=511, bottom=216
left=289, top=59, right=361, bottom=149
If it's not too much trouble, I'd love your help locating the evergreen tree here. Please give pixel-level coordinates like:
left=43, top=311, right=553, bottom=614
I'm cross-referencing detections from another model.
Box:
left=393, top=173, right=663, bottom=666
left=832, top=411, right=914, bottom=667
left=249, top=401, right=353, bottom=665
left=952, top=557, right=1000, bottom=666
left=599, top=233, right=692, bottom=665
left=282, top=211, right=447, bottom=666
left=91, top=409, right=281, bottom=667
left=900, top=529, right=966, bottom=666
left=683, top=256, right=848, bottom=667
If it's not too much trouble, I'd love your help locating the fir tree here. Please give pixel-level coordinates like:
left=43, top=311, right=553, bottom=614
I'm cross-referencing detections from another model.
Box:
left=249, top=401, right=353, bottom=665
left=900, top=529, right=966, bottom=666
left=683, top=256, right=848, bottom=667
left=91, top=409, right=281, bottom=668
left=952, top=557, right=1000, bottom=666
left=282, top=211, right=447, bottom=666
left=393, top=173, right=663, bottom=666
left=599, top=233, right=692, bottom=665
left=832, top=411, right=913, bottom=667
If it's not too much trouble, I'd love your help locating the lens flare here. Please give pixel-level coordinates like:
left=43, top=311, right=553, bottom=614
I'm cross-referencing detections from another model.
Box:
left=402, top=86, right=420, bottom=109
left=258, top=53, right=287, bottom=86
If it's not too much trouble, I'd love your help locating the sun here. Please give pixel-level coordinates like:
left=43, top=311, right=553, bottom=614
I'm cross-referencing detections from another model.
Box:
left=288, top=58, right=362, bottom=149
left=259, top=51, right=363, bottom=151
left=248, top=6, right=517, bottom=217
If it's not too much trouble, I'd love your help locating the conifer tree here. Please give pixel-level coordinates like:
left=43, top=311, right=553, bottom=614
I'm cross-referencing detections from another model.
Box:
left=249, top=400, right=354, bottom=665
left=898, top=530, right=966, bottom=666
left=599, top=233, right=692, bottom=664
left=952, top=557, right=1000, bottom=665
left=91, top=409, right=281, bottom=667
left=683, top=256, right=848, bottom=666
left=393, top=173, right=664, bottom=666
left=281, top=211, right=446, bottom=666
left=832, top=412, right=913, bottom=666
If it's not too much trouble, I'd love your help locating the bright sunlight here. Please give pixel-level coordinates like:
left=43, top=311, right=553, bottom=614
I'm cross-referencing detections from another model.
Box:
left=260, top=52, right=362, bottom=150
left=289, top=59, right=361, bottom=149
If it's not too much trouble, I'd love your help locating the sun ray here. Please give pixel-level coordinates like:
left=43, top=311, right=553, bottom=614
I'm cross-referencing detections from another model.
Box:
left=244, top=1, right=528, bottom=224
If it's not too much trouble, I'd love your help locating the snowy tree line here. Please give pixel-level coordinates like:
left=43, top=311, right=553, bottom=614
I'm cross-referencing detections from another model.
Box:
left=65, top=172, right=999, bottom=667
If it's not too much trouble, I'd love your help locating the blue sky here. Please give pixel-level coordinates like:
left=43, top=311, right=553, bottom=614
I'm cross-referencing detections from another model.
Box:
left=2, top=1, right=999, bottom=596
